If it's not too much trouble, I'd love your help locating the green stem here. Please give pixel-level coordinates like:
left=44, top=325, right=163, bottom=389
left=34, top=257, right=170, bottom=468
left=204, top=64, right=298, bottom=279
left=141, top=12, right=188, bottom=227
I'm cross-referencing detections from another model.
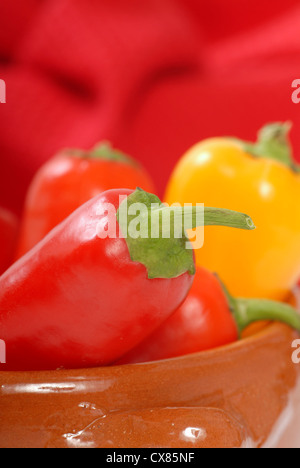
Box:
left=233, top=298, right=300, bottom=335
left=117, top=189, right=255, bottom=279
left=197, top=207, right=254, bottom=230
left=91, top=142, right=138, bottom=166
left=218, top=276, right=300, bottom=336
left=67, top=142, right=138, bottom=167
left=157, top=206, right=255, bottom=231
left=237, top=122, right=298, bottom=172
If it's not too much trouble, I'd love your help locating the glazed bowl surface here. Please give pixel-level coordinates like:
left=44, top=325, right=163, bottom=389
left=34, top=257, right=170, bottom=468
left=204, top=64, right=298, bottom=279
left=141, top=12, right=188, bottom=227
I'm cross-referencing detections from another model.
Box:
left=0, top=323, right=299, bottom=448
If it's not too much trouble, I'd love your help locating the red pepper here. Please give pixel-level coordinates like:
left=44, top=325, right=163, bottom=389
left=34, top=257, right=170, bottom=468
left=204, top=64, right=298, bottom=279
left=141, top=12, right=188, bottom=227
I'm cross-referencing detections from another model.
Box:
left=0, top=207, right=18, bottom=276
left=0, top=189, right=254, bottom=371
left=118, top=267, right=300, bottom=364
left=16, top=143, right=156, bottom=258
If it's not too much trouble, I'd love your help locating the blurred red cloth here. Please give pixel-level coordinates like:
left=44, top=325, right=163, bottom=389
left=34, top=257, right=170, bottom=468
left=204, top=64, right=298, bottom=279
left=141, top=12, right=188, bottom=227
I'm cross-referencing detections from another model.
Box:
left=0, top=0, right=300, bottom=214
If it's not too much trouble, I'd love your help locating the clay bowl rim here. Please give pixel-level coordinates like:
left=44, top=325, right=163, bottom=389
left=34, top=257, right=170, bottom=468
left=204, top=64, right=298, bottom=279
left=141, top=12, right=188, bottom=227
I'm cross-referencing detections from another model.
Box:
left=0, top=322, right=295, bottom=382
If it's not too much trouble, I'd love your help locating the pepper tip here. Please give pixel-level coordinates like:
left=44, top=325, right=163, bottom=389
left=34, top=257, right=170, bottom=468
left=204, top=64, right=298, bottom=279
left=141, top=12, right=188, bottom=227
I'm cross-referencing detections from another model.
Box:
left=246, top=217, right=256, bottom=230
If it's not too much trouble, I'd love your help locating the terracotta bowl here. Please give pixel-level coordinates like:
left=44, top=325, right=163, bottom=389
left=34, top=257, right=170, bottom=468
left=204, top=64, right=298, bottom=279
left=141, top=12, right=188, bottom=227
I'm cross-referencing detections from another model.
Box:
left=0, top=323, right=299, bottom=448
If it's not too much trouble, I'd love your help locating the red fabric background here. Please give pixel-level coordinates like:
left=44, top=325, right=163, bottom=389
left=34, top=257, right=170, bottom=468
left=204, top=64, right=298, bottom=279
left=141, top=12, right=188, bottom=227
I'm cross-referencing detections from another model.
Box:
left=0, top=0, right=300, bottom=214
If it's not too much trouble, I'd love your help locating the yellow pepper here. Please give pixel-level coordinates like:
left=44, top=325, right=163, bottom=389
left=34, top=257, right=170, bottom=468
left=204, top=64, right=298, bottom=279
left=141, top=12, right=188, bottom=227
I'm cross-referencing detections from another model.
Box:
left=165, top=123, right=300, bottom=301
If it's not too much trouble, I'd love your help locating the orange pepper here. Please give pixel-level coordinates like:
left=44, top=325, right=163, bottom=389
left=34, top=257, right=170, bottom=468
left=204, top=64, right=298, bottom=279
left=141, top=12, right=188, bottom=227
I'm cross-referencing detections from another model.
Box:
left=165, top=123, right=300, bottom=301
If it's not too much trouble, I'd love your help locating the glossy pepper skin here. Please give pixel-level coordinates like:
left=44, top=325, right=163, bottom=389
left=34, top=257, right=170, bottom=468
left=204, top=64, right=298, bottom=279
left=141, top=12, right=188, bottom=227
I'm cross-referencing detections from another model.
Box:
left=16, top=143, right=155, bottom=258
left=118, top=268, right=238, bottom=364
left=119, top=267, right=300, bottom=364
left=0, top=189, right=193, bottom=371
left=0, top=207, right=18, bottom=275
left=0, top=188, right=254, bottom=371
left=165, top=123, right=300, bottom=301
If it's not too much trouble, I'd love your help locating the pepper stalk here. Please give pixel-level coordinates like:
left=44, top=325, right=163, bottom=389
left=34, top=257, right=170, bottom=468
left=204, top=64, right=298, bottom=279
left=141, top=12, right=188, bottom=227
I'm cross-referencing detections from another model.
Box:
left=220, top=277, right=300, bottom=336
left=236, top=122, right=299, bottom=172
left=117, top=188, right=255, bottom=279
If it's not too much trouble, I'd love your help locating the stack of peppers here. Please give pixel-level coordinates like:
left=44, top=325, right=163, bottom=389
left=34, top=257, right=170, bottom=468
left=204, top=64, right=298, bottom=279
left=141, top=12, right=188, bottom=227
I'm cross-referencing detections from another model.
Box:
left=0, top=125, right=300, bottom=371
